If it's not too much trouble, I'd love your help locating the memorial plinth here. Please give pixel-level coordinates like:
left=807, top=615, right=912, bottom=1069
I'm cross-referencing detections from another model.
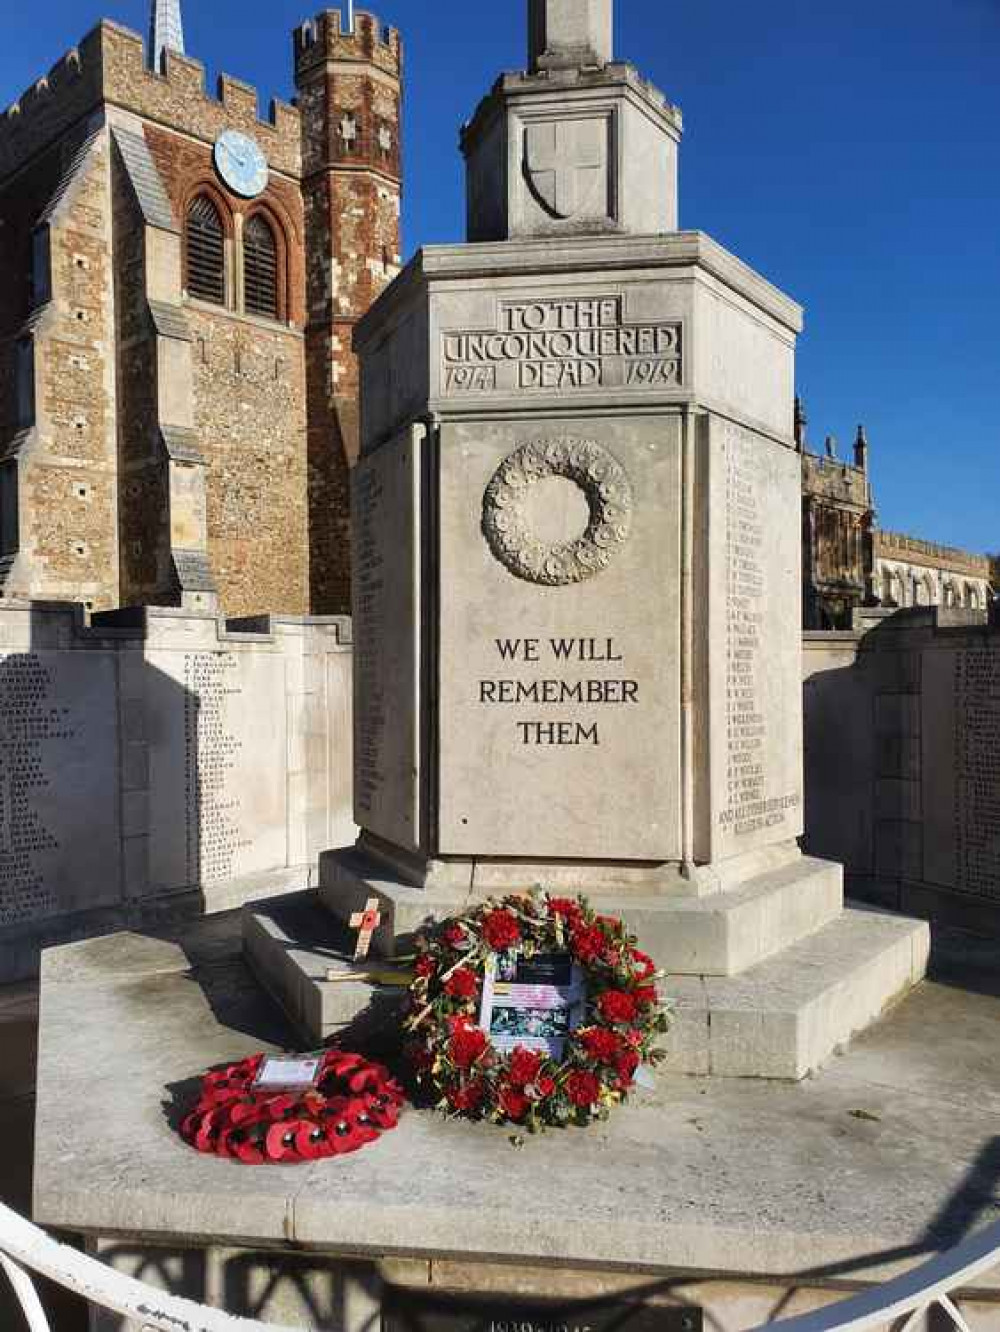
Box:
left=245, top=0, right=928, bottom=1075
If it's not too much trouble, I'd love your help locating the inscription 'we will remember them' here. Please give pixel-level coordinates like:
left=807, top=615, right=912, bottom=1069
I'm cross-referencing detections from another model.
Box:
left=443, top=296, right=681, bottom=395
left=480, top=636, right=638, bottom=747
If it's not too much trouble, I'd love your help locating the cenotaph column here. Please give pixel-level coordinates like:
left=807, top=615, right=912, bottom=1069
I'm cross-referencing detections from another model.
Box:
left=247, top=0, right=927, bottom=1076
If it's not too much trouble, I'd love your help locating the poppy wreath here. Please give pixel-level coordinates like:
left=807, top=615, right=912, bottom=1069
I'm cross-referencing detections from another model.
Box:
left=180, top=1049, right=406, bottom=1164
left=404, top=891, right=669, bottom=1131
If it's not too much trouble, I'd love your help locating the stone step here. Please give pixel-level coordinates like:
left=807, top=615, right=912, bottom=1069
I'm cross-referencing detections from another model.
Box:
left=242, top=893, right=928, bottom=1081
left=663, top=906, right=930, bottom=1080
left=317, top=847, right=845, bottom=977
left=243, top=893, right=406, bottom=1047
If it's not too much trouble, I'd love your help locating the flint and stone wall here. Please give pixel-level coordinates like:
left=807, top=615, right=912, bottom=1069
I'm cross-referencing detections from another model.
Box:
left=803, top=607, right=1000, bottom=935
left=0, top=600, right=353, bottom=981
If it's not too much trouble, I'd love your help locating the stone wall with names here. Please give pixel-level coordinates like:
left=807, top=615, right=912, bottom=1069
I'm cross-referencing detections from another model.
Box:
left=0, top=602, right=353, bottom=981
left=803, top=613, right=1000, bottom=932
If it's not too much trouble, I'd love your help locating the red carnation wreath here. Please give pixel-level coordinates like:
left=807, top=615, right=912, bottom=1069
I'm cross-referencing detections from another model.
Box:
left=181, top=1049, right=405, bottom=1164
left=405, top=891, right=669, bottom=1131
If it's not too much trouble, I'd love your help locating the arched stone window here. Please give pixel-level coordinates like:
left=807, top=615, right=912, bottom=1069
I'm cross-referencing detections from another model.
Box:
left=243, top=213, right=279, bottom=320
left=186, top=195, right=226, bottom=305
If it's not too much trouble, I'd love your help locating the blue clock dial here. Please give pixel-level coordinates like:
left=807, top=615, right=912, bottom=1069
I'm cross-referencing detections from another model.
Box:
left=213, top=131, right=268, bottom=199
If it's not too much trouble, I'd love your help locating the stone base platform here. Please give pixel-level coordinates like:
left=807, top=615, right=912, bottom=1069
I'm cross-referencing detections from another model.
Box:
left=245, top=889, right=929, bottom=1079
left=317, top=846, right=847, bottom=976
left=31, top=919, right=1000, bottom=1332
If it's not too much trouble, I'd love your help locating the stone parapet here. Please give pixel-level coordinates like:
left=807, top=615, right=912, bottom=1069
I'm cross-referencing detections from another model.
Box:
left=0, top=22, right=301, bottom=184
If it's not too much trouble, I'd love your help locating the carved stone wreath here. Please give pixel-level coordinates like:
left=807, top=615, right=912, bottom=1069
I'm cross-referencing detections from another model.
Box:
left=481, top=437, right=633, bottom=586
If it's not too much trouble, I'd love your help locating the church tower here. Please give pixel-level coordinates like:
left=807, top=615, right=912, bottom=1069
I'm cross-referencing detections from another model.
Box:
left=294, top=9, right=403, bottom=614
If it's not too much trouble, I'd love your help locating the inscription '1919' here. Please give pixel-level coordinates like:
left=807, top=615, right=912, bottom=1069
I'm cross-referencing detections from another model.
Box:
left=479, top=637, right=639, bottom=748
left=443, top=296, right=682, bottom=396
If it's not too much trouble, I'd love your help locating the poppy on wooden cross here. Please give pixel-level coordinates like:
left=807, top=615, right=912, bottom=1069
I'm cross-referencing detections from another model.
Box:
left=349, top=897, right=382, bottom=960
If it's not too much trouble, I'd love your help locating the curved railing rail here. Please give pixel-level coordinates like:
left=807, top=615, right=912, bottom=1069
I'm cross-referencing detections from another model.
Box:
left=2, top=1200, right=999, bottom=1332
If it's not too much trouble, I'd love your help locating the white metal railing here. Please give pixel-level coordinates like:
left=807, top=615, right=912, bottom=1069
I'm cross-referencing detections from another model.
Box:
left=2, top=1200, right=999, bottom=1331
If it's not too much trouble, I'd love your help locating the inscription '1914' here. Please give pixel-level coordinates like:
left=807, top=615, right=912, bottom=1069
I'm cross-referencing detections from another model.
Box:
left=443, top=296, right=681, bottom=396
left=479, top=636, right=639, bottom=747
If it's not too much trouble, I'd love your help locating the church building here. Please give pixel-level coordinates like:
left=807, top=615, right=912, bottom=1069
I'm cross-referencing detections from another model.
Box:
left=0, top=0, right=401, bottom=616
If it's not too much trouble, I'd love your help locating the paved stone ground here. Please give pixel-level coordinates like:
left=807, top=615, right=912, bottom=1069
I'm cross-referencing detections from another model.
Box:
left=5, top=914, right=1000, bottom=1328
left=0, top=979, right=88, bottom=1331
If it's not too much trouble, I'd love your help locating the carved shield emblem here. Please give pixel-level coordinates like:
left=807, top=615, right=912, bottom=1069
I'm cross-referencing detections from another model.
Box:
left=523, top=118, right=608, bottom=220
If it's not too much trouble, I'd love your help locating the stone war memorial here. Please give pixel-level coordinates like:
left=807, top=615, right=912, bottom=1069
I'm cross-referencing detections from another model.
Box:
left=247, top=0, right=927, bottom=1079
left=25, top=3, right=1000, bottom=1332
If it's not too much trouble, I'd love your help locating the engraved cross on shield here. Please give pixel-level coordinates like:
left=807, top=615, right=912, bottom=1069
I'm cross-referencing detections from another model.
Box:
left=523, top=118, right=608, bottom=220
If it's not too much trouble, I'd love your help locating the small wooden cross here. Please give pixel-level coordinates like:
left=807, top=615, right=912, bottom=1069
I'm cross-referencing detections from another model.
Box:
left=349, top=897, right=382, bottom=961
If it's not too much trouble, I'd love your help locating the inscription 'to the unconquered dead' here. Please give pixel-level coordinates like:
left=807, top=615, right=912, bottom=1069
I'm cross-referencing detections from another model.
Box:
left=442, top=295, right=682, bottom=395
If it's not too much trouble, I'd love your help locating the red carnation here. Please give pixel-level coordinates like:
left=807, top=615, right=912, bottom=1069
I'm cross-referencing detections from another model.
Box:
left=449, top=1021, right=488, bottom=1069
left=580, top=1027, right=620, bottom=1062
left=499, top=1083, right=531, bottom=1122
left=443, top=966, right=479, bottom=1000
left=566, top=1070, right=602, bottom=1108
left=634, top=984, right=658, bottom=1009
left=481, top=909, right=521, bottom=951
left=598, top=990, right=639, bottom=1024
left=447, top=1080, right=485, bottom=1113
left=615, top=1050, right=640, bottom=1089
left=572, top=924, right=606, bottom=964
left=536, top=1076, right=556, bottom=1098
left=508, top=1047, right=544, bottom=1086
left=548, top=897, right=582, bottom=920
left=414, top=955, right=436, bottom=979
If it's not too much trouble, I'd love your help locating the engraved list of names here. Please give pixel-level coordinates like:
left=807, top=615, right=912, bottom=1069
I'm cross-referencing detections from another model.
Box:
left=717, top=426, right=800, bottom=844
left=953, top=650, right=1000, bottom=901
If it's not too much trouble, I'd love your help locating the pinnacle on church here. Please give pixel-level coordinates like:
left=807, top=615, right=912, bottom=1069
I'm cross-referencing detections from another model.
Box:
left=149, top=0, right=185, bottom=71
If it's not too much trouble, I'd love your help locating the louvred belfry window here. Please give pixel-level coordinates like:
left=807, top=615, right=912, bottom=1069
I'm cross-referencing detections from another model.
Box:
left=243, top=214, right=279, bottom=320
left=186, top=196, right=225, bottom=305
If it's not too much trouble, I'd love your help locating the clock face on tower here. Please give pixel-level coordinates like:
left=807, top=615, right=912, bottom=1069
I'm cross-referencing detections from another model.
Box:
left=213, top=131, right=268, bottom=199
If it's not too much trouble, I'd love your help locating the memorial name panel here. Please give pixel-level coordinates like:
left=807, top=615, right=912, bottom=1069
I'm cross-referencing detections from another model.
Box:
left=147, top=648, right=288, bottom=892
left=711, top=420, right=802, bottom=860
left=441, top=294, right=682, bottom=397
left=0, top=651, right=119, bottom=926
left=951, top=649, right=1000, bottom=901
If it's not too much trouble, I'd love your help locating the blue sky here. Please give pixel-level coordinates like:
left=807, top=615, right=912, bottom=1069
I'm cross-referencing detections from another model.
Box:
left=4, top=0, right=998, bottom=553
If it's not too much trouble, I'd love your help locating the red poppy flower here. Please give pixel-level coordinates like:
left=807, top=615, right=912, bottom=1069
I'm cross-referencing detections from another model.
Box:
left=444, top=967, right=479, bottom=1000
left=566, top=1070, right=602, bottom=1107
left=508, top=1047, right=544, bottom=1086
left=598, top=990, right=639, bottom=1024
left=232, top=1135, right=267, bottom=1165
left=265, top=1120, right=303, bottom=1162
left=481, top=909, right=521, bottom=950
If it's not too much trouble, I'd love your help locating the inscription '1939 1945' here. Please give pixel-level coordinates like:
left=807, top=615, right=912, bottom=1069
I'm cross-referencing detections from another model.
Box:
left=442, top=296, right=681, bottom=395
